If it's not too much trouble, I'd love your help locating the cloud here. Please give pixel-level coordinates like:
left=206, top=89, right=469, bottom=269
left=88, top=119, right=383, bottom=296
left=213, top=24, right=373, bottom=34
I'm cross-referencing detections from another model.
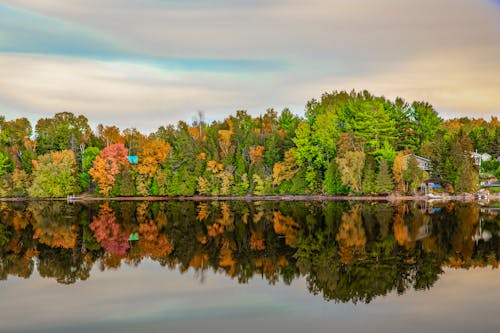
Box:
left=0, top=3, right=281, bottom=72
left=0, top=3, right=124, bottom=57
left=0, top=0, right=498, bottom=131
left=293, top=48, right=500, bottom=118
left=0, top=54, right=259, bottom=132
left=5, top=0, right=498, bottom=63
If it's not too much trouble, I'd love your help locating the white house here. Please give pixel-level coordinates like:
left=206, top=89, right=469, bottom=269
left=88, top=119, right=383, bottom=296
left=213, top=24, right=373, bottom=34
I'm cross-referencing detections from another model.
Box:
left=471, top=152, right=492, bottom=166
left=403, top=154, right=431, bottom=171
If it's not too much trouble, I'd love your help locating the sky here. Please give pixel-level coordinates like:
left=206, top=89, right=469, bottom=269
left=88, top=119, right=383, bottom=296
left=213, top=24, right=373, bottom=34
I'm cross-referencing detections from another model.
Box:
left=0, top=0, right=499, bottom=133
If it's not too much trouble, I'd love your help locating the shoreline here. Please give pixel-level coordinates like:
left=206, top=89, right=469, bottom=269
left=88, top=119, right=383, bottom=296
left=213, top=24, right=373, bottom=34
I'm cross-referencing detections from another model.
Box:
left=0, top=194, right=499, bottom=202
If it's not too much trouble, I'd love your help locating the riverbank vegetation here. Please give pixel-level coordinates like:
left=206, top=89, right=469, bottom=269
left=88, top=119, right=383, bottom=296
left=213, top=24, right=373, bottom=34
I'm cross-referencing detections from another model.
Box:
left=1, top=90, right=499, bottom=198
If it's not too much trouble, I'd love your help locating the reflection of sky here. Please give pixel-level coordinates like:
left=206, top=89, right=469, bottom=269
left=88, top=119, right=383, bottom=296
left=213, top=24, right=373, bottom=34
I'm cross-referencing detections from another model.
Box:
left=1, top=261, right=500, bottom=333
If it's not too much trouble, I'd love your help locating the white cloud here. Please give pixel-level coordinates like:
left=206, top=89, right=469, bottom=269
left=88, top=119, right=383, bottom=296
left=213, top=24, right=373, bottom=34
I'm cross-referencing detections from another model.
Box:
left=0, top=54, right=255, bottom=132
left=0, top=0, right=499, bottom=130
left=293, top=48, right=500, bottom=117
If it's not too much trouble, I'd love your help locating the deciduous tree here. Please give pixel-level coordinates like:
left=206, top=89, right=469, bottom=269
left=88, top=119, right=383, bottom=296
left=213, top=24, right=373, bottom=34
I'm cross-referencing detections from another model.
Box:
left=336, top=151, right=365, bottom=193
left=138, top=140, right=172, bottom=177
left=89, top=143, right=129, bottom=196
left=28, top=150, right=79, bottom=197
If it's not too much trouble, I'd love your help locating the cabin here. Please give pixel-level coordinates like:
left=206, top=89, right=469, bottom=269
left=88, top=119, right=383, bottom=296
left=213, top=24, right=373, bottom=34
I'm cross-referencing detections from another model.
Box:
left=403, top=154, right=431, bottom=171
left=127, top=156, right=138, bottom=164
left=471, top=152, right=491, bottom=166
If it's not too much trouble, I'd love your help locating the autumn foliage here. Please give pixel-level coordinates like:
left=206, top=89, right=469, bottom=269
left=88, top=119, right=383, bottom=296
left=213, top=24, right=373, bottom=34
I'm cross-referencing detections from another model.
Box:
left=89, top=203, right=130, bottom=255
left=137, top=140, right=171, bottom=177
left=28, top=150, right=79, bottom=197
left=89, top=143, right=129, bottom=196
left=2, top=90, right=499, bottom=199
left=138, top=221, right=174, bottom=258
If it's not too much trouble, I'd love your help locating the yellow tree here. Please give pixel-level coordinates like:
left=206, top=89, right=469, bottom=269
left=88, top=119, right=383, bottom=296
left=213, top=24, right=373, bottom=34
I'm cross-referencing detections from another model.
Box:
left=188, top=126, right=207, bottom=142
left=216, top=170, right=234, bottom=195
left=335, top=151, right=365, bottom=193
left=137, top=139, right=172, bottom=177
left=218, top=119, right=234, bottom=159
left=249, top=145, right=265, bottom=165
left=272, top=150, right=299, bottom=185
left=28, top=150, right=79, bottom=197
left=449, top=205, right=480, bottom=267
left=30, top=202, right=79, bottom=249
left=97, top=125, right=124, bottom=146
left=392, top=152, right=406, bottom=193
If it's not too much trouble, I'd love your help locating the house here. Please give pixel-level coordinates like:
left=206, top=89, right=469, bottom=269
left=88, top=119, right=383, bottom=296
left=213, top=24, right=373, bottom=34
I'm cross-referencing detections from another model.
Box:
left=127, top=155, right=138, bottom=164
left=403, top=154, right=431, bottom=171
left=471, top=152, right=491, bottom=166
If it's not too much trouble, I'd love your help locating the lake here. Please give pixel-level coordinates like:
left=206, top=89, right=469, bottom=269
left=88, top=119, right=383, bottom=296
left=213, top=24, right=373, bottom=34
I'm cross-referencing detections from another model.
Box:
left=1, top=200, right=499, bottom=333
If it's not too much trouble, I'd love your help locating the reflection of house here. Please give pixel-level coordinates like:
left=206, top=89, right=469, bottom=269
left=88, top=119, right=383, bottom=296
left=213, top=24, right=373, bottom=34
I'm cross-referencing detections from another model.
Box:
left=403, top=154, right=431, bottom=171
left=471, top=152, right=491, bottom=166
left=473, top=221, right=492, bottom=243
left=413, top=224, right=431, bottom=241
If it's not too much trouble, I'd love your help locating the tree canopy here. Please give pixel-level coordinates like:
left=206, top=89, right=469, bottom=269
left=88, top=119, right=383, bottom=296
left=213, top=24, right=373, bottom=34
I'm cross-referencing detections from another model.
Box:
left=1, top=90, right=497, bottom=198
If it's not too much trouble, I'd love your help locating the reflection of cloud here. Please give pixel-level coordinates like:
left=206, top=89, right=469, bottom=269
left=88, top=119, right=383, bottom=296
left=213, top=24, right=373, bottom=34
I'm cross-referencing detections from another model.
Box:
left=0, top=262, right=293, bottom=332
left=1, top=264, right=500, bottom=333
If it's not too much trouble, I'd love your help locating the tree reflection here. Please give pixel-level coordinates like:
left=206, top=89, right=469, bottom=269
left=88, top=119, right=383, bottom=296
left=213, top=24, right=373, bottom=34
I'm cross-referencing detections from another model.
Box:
left=0, top=200, right=499, bottom=303
left=89, top=203, right=129, bottom=256
left=29, top=202, right=79, bottom=249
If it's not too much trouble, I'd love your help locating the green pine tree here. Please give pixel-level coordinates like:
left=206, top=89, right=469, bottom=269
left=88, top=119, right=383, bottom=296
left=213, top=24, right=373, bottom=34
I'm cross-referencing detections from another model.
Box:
left=324, top=159, right=348, bottom=194
left=375, top=160, right=394, bottom=194
left=362, top=159, right=377, bottom=194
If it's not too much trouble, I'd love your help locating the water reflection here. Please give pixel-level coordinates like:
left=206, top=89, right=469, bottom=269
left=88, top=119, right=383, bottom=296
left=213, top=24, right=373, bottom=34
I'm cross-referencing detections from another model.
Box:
left=0, top=200, right=499, bottom=303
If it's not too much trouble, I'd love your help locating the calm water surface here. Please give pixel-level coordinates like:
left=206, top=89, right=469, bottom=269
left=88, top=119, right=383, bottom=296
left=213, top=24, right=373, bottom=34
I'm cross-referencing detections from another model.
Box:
left=1, top=200, right=499, bottom=333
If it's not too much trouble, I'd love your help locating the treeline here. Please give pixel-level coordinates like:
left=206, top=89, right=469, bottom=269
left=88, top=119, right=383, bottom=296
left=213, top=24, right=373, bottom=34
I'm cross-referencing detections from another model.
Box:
left=1, top=90, right=499, bottom=197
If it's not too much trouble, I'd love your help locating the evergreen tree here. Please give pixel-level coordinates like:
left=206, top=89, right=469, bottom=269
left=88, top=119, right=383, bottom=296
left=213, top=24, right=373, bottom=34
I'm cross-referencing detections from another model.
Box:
left=150, top=176, right=160, bottom=196
left=361, top=159, right=376, bottom=194
left=324, top=159, right=348, bottom=195
left=375, top=160, right=394, bottom=194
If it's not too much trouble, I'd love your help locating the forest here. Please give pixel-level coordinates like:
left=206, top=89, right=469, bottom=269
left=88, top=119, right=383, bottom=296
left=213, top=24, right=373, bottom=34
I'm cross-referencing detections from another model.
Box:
left=1, top=90, right=499, bottom=198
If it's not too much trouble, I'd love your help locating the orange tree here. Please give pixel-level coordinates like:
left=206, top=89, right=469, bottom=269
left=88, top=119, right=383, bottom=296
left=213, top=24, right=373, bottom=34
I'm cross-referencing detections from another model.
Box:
left=89, top=143, right=129, bottom=196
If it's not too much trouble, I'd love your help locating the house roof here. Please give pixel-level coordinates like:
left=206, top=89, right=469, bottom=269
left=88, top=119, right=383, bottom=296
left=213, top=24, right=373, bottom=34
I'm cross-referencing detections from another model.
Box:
left=403, top=154, right=430, bottom=162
